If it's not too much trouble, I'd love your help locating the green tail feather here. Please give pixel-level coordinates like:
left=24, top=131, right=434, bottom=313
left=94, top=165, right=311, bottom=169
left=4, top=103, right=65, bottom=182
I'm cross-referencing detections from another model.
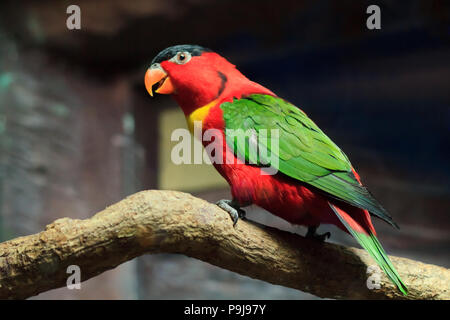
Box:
left=329, top=203, right=408, bottom=295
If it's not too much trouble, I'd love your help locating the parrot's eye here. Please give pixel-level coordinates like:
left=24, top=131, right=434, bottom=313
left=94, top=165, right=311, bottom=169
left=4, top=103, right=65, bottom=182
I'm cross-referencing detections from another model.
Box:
left=171, top=51, right=191, bottom=65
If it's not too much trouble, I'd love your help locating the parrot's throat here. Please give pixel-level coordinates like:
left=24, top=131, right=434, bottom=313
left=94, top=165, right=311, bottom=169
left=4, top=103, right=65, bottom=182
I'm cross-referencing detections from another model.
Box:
left=186, top=98, right=219, bottom=134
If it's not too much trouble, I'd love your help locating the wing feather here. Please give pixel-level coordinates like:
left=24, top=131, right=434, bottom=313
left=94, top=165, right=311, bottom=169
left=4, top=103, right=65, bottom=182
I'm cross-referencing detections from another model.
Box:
left=221, top=94, right=397, bottom=228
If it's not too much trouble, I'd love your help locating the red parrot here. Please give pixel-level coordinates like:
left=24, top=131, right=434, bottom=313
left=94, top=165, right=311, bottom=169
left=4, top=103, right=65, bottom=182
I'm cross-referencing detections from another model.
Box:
left=144, top=44, right=407, bottom=295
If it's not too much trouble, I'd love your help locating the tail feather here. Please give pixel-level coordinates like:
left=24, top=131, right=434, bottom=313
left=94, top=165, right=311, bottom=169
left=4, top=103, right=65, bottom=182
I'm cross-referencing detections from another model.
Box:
left=328, top=202, right=408, bottom=295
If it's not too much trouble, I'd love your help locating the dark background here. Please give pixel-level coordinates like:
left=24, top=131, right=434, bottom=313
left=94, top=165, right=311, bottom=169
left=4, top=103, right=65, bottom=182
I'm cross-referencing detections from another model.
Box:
left=0, top=0, right=449, bottom=299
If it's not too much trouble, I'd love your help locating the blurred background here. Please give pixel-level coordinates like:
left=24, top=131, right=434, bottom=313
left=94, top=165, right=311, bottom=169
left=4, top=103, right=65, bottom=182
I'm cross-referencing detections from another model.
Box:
left=0, top=0, right=449, bottom=299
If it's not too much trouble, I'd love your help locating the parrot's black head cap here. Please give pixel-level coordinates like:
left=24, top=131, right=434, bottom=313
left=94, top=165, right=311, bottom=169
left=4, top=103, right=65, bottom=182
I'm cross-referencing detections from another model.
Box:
left=151, top=44, right=212, bottom=64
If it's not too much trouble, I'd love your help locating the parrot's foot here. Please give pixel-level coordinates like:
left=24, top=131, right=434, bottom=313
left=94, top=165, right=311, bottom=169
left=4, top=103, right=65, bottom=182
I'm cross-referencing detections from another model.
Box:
left=306, top=226, right=331, bottom=242
left=216, top=199, right=246, bottom=227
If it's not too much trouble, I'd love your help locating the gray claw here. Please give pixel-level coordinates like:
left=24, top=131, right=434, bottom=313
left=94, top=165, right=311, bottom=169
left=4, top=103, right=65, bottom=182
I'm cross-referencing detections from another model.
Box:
left=216, top=199, right=245, bottom=227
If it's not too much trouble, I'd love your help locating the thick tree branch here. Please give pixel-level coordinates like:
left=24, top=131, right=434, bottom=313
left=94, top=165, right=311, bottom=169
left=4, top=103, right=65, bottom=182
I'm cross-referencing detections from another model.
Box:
left=0, top=190, right=448, bottom=299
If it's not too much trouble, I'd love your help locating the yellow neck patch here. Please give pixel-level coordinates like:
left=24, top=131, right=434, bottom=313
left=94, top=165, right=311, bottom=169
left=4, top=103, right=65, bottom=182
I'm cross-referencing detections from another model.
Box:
left=186, top=99, right=219, bottom=133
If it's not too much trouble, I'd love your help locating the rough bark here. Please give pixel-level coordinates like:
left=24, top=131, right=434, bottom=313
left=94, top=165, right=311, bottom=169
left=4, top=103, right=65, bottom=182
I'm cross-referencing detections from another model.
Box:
left=0, top=190, right=448, bottom=300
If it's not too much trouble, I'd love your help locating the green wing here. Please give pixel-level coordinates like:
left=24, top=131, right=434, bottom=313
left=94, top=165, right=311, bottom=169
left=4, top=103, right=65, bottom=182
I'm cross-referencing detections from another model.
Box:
left=221, top=94, right=397, bottom=228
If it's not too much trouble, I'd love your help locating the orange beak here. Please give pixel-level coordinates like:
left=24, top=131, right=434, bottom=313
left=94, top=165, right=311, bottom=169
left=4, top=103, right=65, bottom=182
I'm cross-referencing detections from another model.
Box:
left=144, top=66, right=175, bottom=97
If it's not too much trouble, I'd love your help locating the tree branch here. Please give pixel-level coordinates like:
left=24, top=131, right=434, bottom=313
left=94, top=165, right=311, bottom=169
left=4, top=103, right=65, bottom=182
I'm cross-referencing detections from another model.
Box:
left=0, top=190, right=448, bottom=299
